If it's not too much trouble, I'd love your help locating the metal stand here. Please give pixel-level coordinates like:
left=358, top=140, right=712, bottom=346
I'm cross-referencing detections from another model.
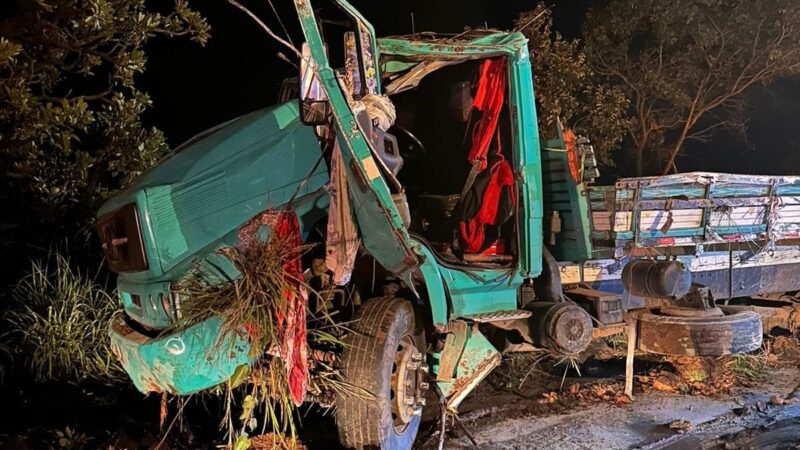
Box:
left=625, top=317, right=637, bottom=399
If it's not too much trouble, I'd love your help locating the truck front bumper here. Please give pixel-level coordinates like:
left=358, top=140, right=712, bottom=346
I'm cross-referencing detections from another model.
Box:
left=109, top=312, right=253, bottom=395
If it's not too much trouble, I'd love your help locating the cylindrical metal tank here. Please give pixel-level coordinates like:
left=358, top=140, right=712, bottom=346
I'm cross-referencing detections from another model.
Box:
left=622, top=259, right=692, bottom=300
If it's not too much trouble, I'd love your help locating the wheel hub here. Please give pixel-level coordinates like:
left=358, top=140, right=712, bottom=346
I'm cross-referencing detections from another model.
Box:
left=391, top=335, right=429, bottom=430
left=548, top=304, right=593, bottom=355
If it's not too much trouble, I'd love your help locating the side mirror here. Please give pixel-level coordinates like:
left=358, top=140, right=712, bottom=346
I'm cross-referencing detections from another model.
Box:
left=299, top=43, right=330, bottom=125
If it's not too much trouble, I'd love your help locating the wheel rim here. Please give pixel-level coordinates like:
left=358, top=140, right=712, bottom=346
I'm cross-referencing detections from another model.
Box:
left=660, top=306, right=725, bottom=318
left=390, top=334, right=428, bottom=433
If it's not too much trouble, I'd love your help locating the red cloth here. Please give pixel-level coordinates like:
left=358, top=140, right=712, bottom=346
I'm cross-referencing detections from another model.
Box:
left=273, top=211, right=308, bottom=407
left=459, top=57, right=516, bottom=254
left=467, top=58, right=507, bottom=171
left=238, top=209, right=308, bottom=406
left=459, top=158, right=516, bottom=254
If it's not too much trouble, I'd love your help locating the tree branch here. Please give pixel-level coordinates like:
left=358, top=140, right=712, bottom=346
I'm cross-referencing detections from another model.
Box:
left=225, top=0, right=301, bottom=59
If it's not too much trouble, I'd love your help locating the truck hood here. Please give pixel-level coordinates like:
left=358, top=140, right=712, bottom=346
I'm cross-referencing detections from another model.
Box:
left=99, top=101, right=328, bottom=280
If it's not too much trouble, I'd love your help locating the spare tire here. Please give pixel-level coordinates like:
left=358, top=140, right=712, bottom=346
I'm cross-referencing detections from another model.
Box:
left=636, top=308, right=762, bottom=356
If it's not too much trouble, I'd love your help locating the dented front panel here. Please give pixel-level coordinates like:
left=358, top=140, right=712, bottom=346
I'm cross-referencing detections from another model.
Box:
left=109, top=313, right=252, bottom=395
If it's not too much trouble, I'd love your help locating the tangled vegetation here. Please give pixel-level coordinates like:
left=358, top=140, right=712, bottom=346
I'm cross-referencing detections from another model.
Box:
left=170, top=214, right=354, bottom=448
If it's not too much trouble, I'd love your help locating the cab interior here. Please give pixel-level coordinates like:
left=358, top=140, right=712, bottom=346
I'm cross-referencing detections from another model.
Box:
left=385, top=58, right=518, bottom=268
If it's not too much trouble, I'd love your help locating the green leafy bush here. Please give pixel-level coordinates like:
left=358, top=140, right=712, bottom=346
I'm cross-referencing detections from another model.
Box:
left=0, top=0, right=210, bottom=251
left=2, top=255, right=120, bottom=384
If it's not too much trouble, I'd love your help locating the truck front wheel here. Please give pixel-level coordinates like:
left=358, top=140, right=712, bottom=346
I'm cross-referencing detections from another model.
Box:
left=336, top=297, right=428, bottom=450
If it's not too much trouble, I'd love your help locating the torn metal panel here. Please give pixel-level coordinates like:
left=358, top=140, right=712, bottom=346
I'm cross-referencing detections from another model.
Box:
left=436, top=325, right=501, bottom=410
left=325, top=142, right=359, bottom=285
left=296, top=0, right=418, bottom=276
left=437, top=320, right=469, bottom=383
left=378, top=31, right=530, bottom=62
left=410, top=240, right=449, bottom=328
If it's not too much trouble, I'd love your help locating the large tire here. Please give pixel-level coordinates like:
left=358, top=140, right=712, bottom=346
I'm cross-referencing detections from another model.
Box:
left=336, top=298, right=424, bottom=450
left=636, top=308, right=763, bottom=356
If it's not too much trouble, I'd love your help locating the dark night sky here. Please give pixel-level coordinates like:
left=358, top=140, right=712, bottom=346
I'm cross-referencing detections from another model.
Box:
left=140, top=0, right=800, bottom=177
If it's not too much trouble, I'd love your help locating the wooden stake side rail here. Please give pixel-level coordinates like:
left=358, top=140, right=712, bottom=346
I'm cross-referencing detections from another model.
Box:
left=587, top=172, right=800, bottom=254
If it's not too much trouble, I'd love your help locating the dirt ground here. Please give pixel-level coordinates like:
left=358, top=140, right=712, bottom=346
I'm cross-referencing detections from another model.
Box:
left=428, top=337, right=800, bottom=450
left=2, top=337, right=800, bottom=450
left=438, top=367, right=800, bottom=449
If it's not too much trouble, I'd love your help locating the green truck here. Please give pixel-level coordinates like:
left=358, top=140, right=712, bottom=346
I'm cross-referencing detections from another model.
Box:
left=98, top=1, right=800, bottom=448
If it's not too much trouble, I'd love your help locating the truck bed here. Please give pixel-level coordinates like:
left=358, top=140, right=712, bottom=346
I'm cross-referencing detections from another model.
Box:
left=588, top=172, right=800, bottom=256
left=540, top=139, right=800, bottom=302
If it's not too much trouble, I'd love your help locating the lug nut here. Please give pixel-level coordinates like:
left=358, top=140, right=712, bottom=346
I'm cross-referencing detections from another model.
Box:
left=407, top=361, right=420, bottom=370
left=411, top=352, right=423, bottom=361
left=420, top=382, right=429, bottom=390
left=418, top=398, right=426, bottom=406
left=404, top=397, right=415, bottom=406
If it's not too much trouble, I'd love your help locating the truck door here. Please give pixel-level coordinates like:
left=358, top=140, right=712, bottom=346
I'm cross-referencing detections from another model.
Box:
left=295, top=0, right=418, bottom=276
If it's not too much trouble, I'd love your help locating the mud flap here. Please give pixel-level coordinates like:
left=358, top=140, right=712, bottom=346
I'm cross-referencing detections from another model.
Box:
left=436, top=321, right=501, bottom=410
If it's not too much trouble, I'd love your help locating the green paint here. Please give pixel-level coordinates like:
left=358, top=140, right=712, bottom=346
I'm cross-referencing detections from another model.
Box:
left=441, top=267, right=520, bottom=317
left=296, top=0, right=419, bottom=276
left=110, top=314, right=252, bottom=395
left=411, top=242, right=449, bottom=328
left=541, top=132, right=593, bottom=262
left=436, top=326, right=500, bottom=406
left=102, top=4, right=547, bottom=397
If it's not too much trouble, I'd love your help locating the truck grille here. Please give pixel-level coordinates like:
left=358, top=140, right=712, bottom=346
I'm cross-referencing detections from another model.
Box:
left=97, top=203, right=149, bottom=273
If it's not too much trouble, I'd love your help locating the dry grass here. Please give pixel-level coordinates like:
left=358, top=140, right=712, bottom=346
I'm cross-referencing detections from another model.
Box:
left=173, top=230, right=309, bottom=443
left=726, top=352, right=769, bottom=382
left=171, top=232, right=311, bottom=355
left=168, top=216, right=353, bottom=448
left=490, top=349, right=585, bottom=391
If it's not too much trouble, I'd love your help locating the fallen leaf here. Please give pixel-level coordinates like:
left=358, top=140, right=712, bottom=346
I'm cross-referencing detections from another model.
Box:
left=542, top=391, right=558, bottom=404
left=653, top=380, right=674, bottom=392
left=232, top=435, right=250, bottom=450
left=770, top=395, right=785, bottom=406
left=668, top=419, right=693, bottom=432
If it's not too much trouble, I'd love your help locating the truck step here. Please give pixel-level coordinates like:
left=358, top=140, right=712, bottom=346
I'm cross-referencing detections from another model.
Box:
left=461, top=309, right=532, bottom=323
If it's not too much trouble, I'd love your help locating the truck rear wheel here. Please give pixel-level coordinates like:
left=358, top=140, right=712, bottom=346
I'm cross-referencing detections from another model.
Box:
left=336, top=298, right=428, bottom=450
left=636, top=308, right=762, bottom=356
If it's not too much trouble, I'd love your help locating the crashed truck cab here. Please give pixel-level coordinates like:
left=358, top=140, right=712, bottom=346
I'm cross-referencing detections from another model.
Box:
left=98, top=101, right=330, bottom=393
left=101, top=1, right=546, bottom=400
left=99, top=0, right=769, bottom=448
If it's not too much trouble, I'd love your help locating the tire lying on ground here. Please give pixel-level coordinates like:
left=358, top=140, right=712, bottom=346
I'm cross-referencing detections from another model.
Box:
left=636, top=308, right=763, bottom=356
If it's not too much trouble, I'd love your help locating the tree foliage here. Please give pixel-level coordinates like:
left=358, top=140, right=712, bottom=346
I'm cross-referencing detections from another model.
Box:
left=515, top=4, right=629, bottom=164
left=0, top=0, right=210, bottom=238
left=585, top=0, right=800, bottom=175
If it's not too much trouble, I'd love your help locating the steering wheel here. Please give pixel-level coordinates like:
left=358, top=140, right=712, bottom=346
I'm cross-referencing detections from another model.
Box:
left=391, top=124, right=427, bottom=160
